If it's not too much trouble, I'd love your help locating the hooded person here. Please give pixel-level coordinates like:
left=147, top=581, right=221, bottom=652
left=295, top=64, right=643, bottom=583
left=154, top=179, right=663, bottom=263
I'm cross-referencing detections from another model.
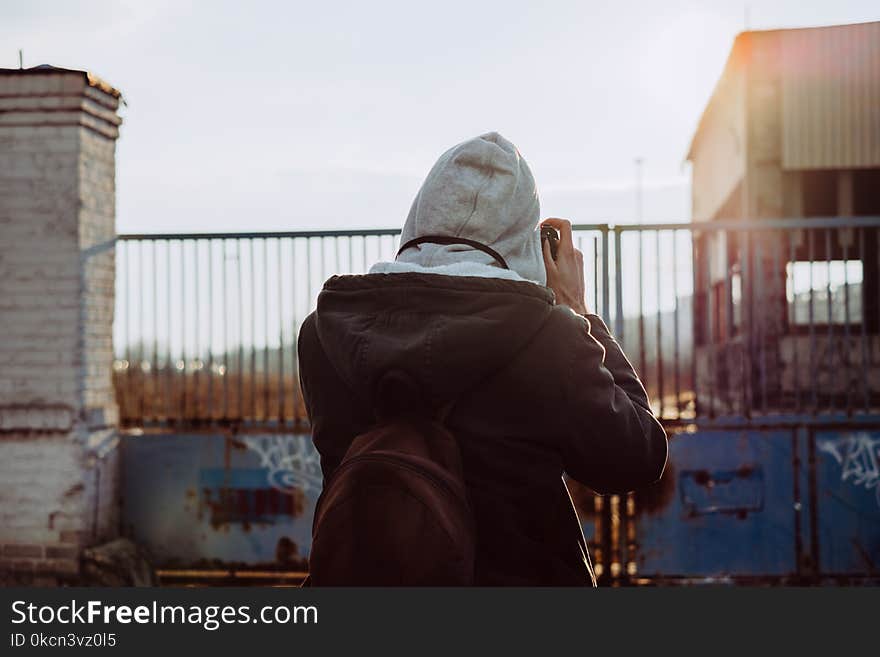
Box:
left=298, top=132, right=667, bottom=586
left=372, top=132, right=546, bottom=285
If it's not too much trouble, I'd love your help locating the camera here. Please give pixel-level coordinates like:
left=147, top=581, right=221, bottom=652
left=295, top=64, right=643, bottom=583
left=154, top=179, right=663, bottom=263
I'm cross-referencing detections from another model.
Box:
left=541, top=225, right=560, bottom=261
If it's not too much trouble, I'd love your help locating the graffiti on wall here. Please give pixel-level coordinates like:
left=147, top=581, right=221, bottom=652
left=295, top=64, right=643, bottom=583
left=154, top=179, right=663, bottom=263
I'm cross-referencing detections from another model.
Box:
left=817, top=432, right=880, bottom=508
left=242, top=434, right=323, bottom=496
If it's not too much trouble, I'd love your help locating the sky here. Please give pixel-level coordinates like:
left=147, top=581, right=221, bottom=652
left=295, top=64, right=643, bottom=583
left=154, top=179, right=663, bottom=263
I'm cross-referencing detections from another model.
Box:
left=3, top=0, right=878, bottom=234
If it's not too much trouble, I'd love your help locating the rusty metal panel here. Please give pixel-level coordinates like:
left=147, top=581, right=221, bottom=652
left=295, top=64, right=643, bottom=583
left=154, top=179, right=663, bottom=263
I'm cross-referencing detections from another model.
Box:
left=781, top=22, right=880, bottom=170
left=634, top=429, right=797, bottom=579
left=813, top=428, right=880, bottom=577
left=120, top=432, right=320, bottom=568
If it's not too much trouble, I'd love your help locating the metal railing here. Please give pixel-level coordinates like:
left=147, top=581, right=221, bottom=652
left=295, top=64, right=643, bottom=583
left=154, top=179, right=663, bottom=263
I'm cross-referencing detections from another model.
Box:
left=114, top=218, right=880, bottom=429
left=114, top=229, right=400, bottom=429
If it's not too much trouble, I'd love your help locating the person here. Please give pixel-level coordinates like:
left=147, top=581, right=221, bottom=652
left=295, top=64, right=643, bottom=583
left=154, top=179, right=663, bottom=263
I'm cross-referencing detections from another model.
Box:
left=297, top=132, right=667, bottom=585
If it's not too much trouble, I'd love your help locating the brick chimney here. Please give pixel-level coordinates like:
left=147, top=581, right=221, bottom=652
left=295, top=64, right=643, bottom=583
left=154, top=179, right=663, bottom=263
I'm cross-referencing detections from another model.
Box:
left=0, top=66, right=123, bottom=584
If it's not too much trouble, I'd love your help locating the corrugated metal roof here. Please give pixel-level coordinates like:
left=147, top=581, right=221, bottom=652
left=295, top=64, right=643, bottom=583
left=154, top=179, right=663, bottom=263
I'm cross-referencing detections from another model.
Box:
left=688, top=21, right=880, bottom=170
left=781, top=21, right=880, bottom=170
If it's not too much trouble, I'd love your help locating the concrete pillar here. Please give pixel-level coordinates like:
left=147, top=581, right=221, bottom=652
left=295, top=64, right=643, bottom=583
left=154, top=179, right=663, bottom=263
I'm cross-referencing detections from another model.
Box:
left=0, top=66, right=123, bottom=584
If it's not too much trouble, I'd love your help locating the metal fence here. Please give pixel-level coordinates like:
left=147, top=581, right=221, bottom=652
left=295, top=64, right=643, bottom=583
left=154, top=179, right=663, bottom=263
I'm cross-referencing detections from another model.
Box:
left=113, top=229, right=399, bottom=429
left=114, top=217, right=880, bottom=429
left=613, top=217, right=880, bottom=424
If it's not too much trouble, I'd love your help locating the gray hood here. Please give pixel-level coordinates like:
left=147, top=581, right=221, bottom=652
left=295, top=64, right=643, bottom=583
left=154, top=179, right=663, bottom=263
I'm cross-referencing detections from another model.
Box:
left=397, top=132, right=546, bottom=285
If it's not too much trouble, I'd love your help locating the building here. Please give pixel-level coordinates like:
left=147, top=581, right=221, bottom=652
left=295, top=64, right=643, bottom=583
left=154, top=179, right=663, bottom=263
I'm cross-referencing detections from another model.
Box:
left=0, top=66, right=124, bottom=583
left=686, top=21, right=880, bottom=415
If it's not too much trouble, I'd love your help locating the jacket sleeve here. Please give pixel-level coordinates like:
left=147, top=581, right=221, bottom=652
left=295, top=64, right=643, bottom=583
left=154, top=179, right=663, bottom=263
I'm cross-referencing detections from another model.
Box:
left=560, top=312, right=667, bottom=494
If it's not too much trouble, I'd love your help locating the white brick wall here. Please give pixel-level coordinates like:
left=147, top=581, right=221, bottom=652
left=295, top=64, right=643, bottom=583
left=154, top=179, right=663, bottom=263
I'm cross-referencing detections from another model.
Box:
left=0, top=69, right=123, bottom=584
left=0, top=123, right=81, bottom=409
left=79, top=128, right=118, bottom=417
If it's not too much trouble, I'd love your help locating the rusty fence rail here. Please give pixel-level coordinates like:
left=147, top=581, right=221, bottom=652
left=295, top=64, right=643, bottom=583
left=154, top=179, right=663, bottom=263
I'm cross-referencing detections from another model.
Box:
left=114, top=217, right=880, bottom=429
left=113, top=228, right=401, bottom=429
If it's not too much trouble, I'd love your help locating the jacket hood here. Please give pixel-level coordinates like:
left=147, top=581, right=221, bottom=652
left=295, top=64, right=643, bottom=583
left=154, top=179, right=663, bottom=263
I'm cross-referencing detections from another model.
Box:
left=398, top=132, right=546, bottom=285
left=313, top=272, right=554, bottom=413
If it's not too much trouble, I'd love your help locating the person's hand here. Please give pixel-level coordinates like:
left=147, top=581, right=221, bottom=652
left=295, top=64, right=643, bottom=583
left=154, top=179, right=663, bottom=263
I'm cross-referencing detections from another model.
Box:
left=541, top=218, right=588, bottom=316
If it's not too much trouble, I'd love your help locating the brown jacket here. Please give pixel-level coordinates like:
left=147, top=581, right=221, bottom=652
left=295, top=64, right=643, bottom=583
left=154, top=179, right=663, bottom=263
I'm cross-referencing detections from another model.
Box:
left=298, top=272, right=667, bottom=585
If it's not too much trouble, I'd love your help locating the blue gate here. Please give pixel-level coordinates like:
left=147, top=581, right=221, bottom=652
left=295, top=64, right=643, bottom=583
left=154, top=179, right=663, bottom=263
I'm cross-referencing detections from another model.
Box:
left=635, top=428, right=797, bottom=580
left=626, top=424, right=880, bottom=583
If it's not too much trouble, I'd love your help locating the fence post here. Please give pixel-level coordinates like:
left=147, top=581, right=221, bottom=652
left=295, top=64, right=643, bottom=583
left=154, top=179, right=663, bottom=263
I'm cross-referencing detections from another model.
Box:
left=601, top=225, right=610, bottom=325
left=614, top=226, right=624, bottom=345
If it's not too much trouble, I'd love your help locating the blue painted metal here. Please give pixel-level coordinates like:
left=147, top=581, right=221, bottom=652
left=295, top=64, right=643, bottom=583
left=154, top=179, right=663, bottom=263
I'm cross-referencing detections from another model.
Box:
left=631, top=423, right=880, bottom=581
left=121, top=425, right=880, bottom=580
left=635, top=429, right=797, bottom=578
left=812, top=428, right=880, bottom=576
left=121, top=432, right=320, bottom=567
